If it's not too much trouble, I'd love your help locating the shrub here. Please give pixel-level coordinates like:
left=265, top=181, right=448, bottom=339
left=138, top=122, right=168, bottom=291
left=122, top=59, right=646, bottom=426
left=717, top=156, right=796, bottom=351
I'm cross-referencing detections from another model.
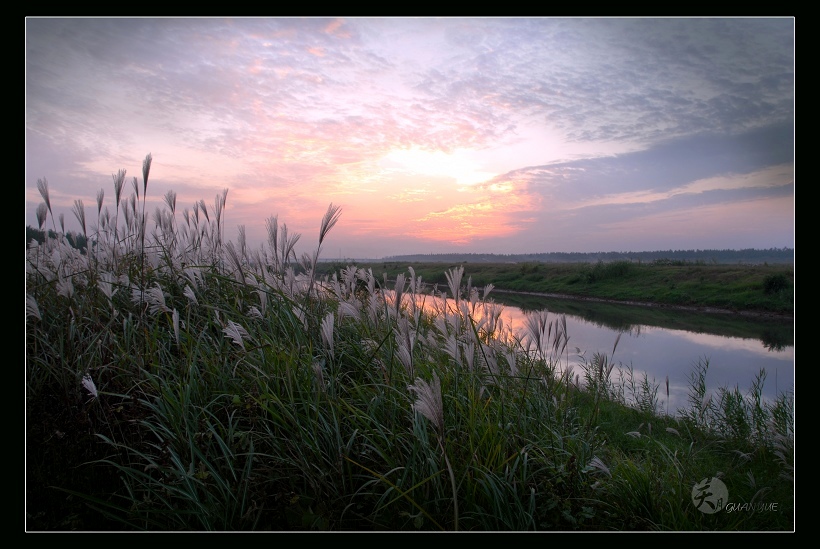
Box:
left=585, top=260, right=634, bottom=283
left=763, top=273, right=789, bottom=294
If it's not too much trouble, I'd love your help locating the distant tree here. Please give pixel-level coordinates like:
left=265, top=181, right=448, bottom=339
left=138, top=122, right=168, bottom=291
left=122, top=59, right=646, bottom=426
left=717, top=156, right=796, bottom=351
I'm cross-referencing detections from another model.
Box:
left=25, top=225, right=88, bottom=253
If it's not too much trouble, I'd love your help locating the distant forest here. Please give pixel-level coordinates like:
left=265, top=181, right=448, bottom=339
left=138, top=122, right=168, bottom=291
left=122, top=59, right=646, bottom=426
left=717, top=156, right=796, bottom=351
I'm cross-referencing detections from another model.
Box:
left=380, top=248, right=795, bottom=265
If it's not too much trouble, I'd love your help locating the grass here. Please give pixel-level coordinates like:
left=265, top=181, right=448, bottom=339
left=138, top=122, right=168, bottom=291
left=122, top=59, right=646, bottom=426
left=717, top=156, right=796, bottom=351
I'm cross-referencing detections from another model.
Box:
left=317, top=259, right=794, bottom=316
left=26, top=155, right=794, bottom=531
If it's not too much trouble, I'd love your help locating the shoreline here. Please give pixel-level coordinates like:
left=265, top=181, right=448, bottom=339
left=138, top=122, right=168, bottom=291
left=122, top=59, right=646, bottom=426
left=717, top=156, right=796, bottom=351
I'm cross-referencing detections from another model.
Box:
left=490, top=288, right=794, bottom=322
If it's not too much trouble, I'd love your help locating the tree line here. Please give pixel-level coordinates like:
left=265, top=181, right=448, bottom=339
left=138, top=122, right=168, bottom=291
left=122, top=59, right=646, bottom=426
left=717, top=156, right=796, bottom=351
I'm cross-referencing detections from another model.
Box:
left=381, top=248, right=794, bottom=265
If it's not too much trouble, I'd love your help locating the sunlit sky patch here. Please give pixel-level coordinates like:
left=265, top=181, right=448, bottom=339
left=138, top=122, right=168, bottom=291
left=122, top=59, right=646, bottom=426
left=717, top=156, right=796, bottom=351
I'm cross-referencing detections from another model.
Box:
left=25, top=17, right=794, bottom=258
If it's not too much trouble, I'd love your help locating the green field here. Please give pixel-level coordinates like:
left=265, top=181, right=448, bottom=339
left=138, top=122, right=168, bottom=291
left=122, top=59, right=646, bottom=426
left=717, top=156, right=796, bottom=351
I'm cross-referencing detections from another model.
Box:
left=317, top=260, right=794, bottom=316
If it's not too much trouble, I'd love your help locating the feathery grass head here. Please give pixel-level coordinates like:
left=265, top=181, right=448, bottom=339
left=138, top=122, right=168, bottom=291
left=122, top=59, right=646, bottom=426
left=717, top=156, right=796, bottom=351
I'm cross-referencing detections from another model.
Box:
left=214, top=189, right=228, bottom=232
left=172, top=309, right=180, bottom=345
left=587, top=456, right=611, bottom=477
left=321, top=312, right=335, bottom=356
left=408, top=372, right=444, bottom=435
left=26, top=294, right=41, bottom=321
left=319, top=203, right=342, bottom=247
left=81, top=373, right=98, bottom=398
left=142, top=153, right=152, bottom=194
left=183, top=284, right=198, bottom=304
left=72, top=200, right=87, bottom=238
left=313, top=361, right=327, bottom=392
left=225, top=241, right=246, bottom=284
left=37, top=177, right=52, bottom=217
left=222, top=319, right=250, bottom=349
left=445, top=265, right=464, bottom=304
left=133, top=283, right=170, bottom=316
left=36, top=203, right=48, bottom=230
left=199, top=200, right=210, bottom=222
left=163, top=190, right=177, bottom=215
left=113, top=169, right=126, bottom=205
left=281, top=224, right=301, bottom=267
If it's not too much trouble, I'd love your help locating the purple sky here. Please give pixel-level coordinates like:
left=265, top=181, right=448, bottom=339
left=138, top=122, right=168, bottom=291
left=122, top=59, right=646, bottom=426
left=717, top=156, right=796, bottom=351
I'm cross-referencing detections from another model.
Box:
left=25, top=17, right=794, bottom=259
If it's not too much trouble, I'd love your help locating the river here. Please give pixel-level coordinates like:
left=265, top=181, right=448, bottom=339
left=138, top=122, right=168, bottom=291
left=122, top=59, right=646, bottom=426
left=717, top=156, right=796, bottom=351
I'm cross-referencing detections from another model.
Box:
left=483, top=290, right=794, bottom=415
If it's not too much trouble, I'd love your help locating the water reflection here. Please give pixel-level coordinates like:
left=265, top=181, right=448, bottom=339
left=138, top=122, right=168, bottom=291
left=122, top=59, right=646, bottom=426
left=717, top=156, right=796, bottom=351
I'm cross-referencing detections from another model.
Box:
left=409, top=289, right=794, bottom=416
left=493, top=294, right=794, bottom=414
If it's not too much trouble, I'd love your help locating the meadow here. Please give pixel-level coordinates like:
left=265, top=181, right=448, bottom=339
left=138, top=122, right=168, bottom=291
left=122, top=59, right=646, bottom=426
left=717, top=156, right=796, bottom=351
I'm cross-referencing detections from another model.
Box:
left=26, top=155, right=794, bottom=531
left=315, top=260, right=794, bottom=317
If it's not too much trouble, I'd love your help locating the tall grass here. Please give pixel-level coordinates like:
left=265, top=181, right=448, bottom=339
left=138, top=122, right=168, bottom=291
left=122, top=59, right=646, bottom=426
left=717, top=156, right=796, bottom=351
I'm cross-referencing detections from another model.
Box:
left=26, top=155, right=794, bottom=531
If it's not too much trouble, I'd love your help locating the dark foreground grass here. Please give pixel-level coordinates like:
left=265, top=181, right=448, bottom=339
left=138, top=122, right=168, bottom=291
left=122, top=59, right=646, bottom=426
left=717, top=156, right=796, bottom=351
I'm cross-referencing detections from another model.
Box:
left=26, top=158, right=794, bottom=531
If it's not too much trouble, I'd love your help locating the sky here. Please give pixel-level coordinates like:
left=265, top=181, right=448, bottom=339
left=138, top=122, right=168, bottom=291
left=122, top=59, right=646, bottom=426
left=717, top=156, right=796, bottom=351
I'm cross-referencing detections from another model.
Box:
left=25, top=17, right=794, bottom=260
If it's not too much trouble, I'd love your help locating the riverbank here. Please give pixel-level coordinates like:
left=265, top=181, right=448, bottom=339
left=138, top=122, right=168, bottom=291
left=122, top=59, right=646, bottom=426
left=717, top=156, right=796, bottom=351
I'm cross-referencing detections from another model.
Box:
left=316, top=260, right=794, bottom=318
left=490, top=287, right=794, bottom=321
left=29, top=241, right=795, bottom=531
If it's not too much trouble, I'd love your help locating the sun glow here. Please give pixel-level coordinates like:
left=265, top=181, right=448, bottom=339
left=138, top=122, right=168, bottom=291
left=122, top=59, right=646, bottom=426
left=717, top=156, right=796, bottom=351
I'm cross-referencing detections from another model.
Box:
left=379, top=146, right=497, bottom=187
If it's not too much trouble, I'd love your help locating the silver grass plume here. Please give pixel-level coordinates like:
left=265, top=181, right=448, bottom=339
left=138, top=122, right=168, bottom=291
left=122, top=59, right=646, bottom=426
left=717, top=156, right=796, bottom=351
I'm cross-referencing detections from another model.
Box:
left=113, top=169, right=126, bottom=205
left=36, top=203, right=48, bottom=230
left=321, top=311, right=335, bottom=356
left=82, top=373, right=98, bottom=398
left=132, top=283, right=170, bottom=316
left=483, top=283, right=494, bottom=301
left=163, top=189, right=177, bottom=215
left=408, top=372, right=444, bottom=435
left=199, top=200, right=210, bottom=222
left=319, top=203, right=342, bottom=248
left=98, top=272, right=116, bottom=302
left=112, top=169, right=126, bottom=252
left=445, top=266, right=464, bottom=305
left=305, top=204, right=341, bottom=299
left=281, top=224, right=301, bottom=268
left=338, top=299, right=360, bottom=320
left=214, top=188, right=228, bottom=248
left=57, top=274, right=74, bottom=299
left=142, top=153, right=152, bottom=196
left=443, top=334, right=461, bottom=367
left=408, top=371, right=458, bottom=529
left=37, top=177, right=55, bottom=231
left=222, top=320, right=250, bottom=349
left=223, top=319, right=250, bottom=349
left=183, top=285, right=198, bottom=305
left=238, top=225, right=247, bottom=259
left=37, top=177, right=51, bottom=216
left=26, top=294, right=41, bottom=321
left=313, top=361, right=327, bottom=392
left=587, top=456, right=611, bottom=477
left=172, top=309, right=180, bottom=345
left=225, top=241, right=246, bottom=285
left=342, top=265, right=359, bottom=293
left=265, top=215, right=284, bottom=271
left=255, top=287, right=267, bottom=315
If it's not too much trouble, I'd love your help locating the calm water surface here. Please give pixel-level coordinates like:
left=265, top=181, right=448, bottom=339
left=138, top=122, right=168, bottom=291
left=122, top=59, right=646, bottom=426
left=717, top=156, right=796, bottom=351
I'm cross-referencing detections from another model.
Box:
left=486, top=293, right=794, bottom=414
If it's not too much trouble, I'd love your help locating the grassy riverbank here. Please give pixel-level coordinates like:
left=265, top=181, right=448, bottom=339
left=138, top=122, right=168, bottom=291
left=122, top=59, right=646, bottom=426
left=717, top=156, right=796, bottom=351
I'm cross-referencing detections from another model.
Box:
left=26, top=162, right=794, bottom=531
left=317, top=260, right=794, bottom=317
